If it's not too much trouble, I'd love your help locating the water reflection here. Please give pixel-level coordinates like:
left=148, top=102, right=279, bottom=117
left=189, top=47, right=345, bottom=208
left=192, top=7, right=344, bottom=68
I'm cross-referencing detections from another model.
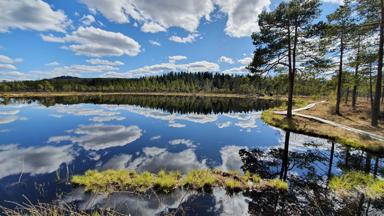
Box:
left=0, top=95, right=383, bottom=215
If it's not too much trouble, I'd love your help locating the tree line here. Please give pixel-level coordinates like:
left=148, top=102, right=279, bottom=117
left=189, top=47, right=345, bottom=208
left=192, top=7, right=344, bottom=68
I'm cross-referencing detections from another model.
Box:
left=0, top=72, right=338, bottom=96
left=248, top=0, right=383, bottom=127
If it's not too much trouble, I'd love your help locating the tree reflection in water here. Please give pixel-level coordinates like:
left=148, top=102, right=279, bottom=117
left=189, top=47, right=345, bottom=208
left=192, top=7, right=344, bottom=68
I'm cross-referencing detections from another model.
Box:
left=239, top=131, right=384, bottom=215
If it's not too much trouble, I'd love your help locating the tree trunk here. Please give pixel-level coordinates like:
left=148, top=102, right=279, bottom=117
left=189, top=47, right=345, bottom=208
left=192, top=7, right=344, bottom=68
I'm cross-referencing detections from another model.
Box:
left=345, top=87, right=350, bottom=104
left=352, top=37, right=361, bottom=110
left=287, top=27, right=294, bottom=118
left=336, top=34, right=344, bottom=115
left=370, top=62, right=374, bottom=109
left=372, top=0, right=384, bottom=127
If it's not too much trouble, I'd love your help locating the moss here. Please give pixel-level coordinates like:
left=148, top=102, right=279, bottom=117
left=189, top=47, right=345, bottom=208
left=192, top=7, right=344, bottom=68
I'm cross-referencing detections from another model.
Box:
left=72, top=169, right=289, bottom=194
left=329, top=171, right=384, bottom=200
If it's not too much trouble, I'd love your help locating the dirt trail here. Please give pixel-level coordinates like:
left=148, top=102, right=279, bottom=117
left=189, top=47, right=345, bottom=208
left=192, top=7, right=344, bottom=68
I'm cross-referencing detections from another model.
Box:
left=274, top=101, right=384, bottom=142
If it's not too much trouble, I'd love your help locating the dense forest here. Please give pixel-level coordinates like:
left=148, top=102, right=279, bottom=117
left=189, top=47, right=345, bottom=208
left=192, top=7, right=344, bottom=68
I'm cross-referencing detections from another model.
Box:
left=0, top=72, right=374, bottom=98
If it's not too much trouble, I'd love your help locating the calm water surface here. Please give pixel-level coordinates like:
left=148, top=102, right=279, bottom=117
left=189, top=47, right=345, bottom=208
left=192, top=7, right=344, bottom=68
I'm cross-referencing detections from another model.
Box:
left=0, top=95, right=383, bottom=215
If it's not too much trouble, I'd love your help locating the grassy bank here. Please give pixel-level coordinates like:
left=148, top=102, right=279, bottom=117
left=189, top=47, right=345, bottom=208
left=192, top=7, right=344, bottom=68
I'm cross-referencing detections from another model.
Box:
left=0, top=91, right=277, bottom=99
left=71, top=169, right=288, bottom=194
left=261, top=99, right=384, bottom=154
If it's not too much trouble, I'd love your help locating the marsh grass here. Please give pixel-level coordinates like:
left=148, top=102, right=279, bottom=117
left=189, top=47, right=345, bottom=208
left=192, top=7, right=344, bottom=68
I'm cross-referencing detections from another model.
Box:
left=1, top=202, right=122, bottom=216
left=329, top=171, right=384, bottom=200
left=71, top=169, right=288, bottom=194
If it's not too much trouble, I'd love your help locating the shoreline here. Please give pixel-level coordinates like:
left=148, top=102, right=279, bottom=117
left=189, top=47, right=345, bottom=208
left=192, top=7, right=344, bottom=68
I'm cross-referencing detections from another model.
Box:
left=261, top=100, right=384, bottom=155
left=0, top=91, right=279, bottom=99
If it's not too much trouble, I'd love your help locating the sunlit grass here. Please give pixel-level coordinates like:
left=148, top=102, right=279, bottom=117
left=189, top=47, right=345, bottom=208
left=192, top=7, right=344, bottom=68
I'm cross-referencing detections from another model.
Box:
left=71, top=169, right=289, bottom=194
left=329, top=171, right=384, bottom=200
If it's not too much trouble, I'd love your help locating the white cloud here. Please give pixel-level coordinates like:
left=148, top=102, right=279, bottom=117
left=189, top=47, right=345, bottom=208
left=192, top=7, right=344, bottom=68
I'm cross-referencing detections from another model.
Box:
left=127, top=147, right=207, bottom=174
left=216, top=121, right=231, bottom=128
left=45, top=61, right=60, bottom=66
left=79, top=0, right=273, bottom=38
left=216, top=145, right=246, bottom=172
left=141, top=22, right=166, bottom=33
left=51, top=64, right=120, bottom=77
left=80, top=14, right=96, bottom=26
left=238, top=57, right=252, bottom=65
left=48, top=124, right=142, bottom=151
left=149, top=40, right=161, bottom=46
left=0, top=144, right=74, bottom=179
left=0, top=55, right=19, bottom=64
left=89, top=116, right=126, bottom=122
left=169, top=33, right=199, bottom=43
left=0, top=116, right=19, bottom=124
left=222, top=66, right=249, bottom=76
left=168, top=55, right=187, bottom=63
left=214, top=0, right=271, bottom=37
left=106, top=60, right=220, bottom=78
left=179, top=60, right=219, bottom=72
left=169, top=139, right=196, bottom=148
left=86, top=58, right=124, bottom=66
left=0, top=64, right=16, bottom=70
left=322, top=0, right=344, bottom=4
left=0, top=71, right=28, bottom=81
left=42, top=26, right=141, bottom=57
left=218, top=56, right=234, bottom=64
left=80, top=0, right=213, bottom=33
left=0, top=0, right=69, bottom=33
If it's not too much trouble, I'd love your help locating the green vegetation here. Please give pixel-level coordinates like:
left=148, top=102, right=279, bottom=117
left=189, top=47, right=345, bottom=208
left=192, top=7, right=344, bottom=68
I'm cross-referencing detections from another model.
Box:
left=329, top=171, right=384, bottom=200
left=0, top=202, right=121, bottom=216
left=71, top=169, right=288, bottom=194
left=0, top=72, right=340, bottom=97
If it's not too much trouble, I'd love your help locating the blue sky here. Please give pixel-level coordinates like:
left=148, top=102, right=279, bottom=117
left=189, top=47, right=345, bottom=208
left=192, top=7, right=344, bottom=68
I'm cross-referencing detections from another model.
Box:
left=0, top=0, right=341, bottom=81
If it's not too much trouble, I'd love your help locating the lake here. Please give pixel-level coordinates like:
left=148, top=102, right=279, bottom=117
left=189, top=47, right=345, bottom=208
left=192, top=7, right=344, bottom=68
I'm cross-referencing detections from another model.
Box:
left=0, top=95, right=383, bottom=215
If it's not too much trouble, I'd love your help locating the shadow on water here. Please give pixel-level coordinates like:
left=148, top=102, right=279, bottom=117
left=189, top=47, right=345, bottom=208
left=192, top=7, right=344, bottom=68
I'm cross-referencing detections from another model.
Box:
left=1, top=95, right=282, bottom=114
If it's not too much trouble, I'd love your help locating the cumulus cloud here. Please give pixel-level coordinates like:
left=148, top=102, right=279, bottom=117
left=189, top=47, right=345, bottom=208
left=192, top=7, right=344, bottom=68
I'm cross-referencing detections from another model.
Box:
left=0, top=144, right=74, bottom=179
left=168, top=139, right=196, bottom=148
left=218, top=56, right=234, bottom=64
left=222, top=66, right=249, bottom=76
left=214, top=0, right=271, bottom=37
left=86, top=58, right=124, bottom=66
left=42, top=26, right=141, bottom=57
left=89, top=116, right=126, bottom=123
left=80, top=0, right=213, bottom=33
left=0, top=0, right=69, bottom=33
left=217, top=145, right=247, bottom=172
left=141, top=22, right=166, bottom=33
left=238, top=57, right=252, bottom=65
left=51, top=64, right=120, bottom=76
left=108, top=60, right=220, bottom=78
left=169, top=33, right=199, bottom=43
left=48, top=124, right=142, bottom=151
left=168, top=55, right=187, bottom=63
left=0, top=64, right=16, bottom=70
left=80, top=14, right=95, bottom=26
left=127, top=147, right=207, bottom=174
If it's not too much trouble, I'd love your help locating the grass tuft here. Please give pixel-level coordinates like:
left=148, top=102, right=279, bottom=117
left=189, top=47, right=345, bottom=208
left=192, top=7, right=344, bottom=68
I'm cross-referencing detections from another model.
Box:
left=71, top=169, right=289, bottom=194
left=329, top=171, right=384, bottom=200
